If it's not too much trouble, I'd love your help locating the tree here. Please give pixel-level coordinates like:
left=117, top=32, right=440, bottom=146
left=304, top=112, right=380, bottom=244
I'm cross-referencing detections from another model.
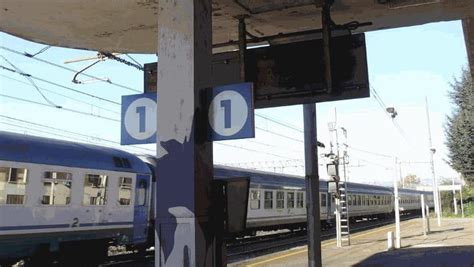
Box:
left=398, top=174, right=420, bottom=188
left=444, top=68, right=474, bottom=186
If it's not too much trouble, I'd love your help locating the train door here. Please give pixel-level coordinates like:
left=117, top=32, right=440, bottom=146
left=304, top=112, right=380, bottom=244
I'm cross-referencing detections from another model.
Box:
left=133, top=174, right=150, bottom=243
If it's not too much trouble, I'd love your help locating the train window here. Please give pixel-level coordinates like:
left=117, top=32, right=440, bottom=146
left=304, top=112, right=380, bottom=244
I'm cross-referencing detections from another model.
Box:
left=250, top=190, right=261, bottom=210
left=276, top=191, right=284, bottom=209
left=348, top=195, right=352, bottom=206
left=42, top=171, right=72, bottom=205
left=358, top=195, right=361, bottom=206
left=264, top=191, right=273, bottom=209
left=296, top=192, right=304, bottom=208
left=250, top=190, right=261, bottom=209
left=287, top=192, right=295, bottom=208
left=44, top=171, right=72, bottom=180
left=0, top=167, right=28, bottom=205
left=83, top=174, right=108, bottom=205
left=136, top=180, right=147, bottom=206
left=321, top=193, right=326, bottom=207
left=118, top=177, right=133, bottom=205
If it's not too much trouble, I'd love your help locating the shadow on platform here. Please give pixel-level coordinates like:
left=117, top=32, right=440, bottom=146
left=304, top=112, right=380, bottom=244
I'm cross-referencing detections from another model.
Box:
left=354, top=245, right=474, bottom=267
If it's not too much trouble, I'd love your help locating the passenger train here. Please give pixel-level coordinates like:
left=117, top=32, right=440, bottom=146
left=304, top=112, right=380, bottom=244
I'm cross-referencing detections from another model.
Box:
left=0, top=132, right=433, bottom=264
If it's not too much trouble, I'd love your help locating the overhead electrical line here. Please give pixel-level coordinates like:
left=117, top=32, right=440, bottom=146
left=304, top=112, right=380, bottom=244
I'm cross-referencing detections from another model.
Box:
left=0, top=74, right=119, bottom=115
left=346, top=145, right=393, bottom=158
left=1, top=56, right=61, bottom=108
left=24, top=45, right=51, bottom=58
left=370, top=86, right=413, bottom=147
left=0, top=115, right=155, bottom=153
left=255, top=113, right=304, bottom=133
left=0, top=66, right=120, bottom=105
left=1, top=46, right=140, bottom=93
left=215, top=142, right=297, bottom=160
left=0, top=93, right=119, bottom=122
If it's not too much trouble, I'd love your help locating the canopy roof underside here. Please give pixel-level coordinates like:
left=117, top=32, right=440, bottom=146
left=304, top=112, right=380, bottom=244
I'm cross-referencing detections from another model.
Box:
left=0, top=0, right=473, bottom=53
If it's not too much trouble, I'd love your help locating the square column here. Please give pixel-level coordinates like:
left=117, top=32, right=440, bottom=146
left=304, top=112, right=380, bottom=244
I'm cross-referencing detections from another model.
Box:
left=155, top=0, right=215, bottom=266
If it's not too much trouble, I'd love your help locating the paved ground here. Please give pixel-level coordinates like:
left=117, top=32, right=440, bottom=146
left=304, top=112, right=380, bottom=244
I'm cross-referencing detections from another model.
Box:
left=230, top=218, right=474, bottom=267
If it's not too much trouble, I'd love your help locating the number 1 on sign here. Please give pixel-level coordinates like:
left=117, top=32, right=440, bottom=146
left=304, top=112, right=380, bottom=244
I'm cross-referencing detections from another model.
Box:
left=220, top=99, right=231, bottom=129
left=136, top=106, right=146, bottom=133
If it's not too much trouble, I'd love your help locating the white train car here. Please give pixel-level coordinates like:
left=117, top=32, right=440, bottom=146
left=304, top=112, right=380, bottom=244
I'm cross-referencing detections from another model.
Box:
left=0, top=132, right=153, bottom=264
left=343, top=182, right=394, bottom=220
left=214, top=165, right=333, bottom=231
left=398, top=188, right=434, bottom=212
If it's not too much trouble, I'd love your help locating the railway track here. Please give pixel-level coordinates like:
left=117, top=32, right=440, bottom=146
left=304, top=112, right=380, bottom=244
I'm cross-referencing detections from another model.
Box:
left=92, top=214, right=420, bottom=266
left=227, top=214, right=420, bottom=263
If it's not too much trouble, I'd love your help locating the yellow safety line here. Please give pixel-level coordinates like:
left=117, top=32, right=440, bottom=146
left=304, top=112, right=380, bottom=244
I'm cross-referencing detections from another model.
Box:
left=246, top=220, right=419, bottom=267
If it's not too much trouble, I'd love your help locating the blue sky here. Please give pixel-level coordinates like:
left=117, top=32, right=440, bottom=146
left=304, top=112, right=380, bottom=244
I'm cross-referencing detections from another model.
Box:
left=0, top=20, right=469, bottom=187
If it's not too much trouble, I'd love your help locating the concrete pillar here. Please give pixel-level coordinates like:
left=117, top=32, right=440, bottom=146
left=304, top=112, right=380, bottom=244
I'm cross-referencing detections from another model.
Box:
left=155, top=0, right=215, bottom=266
left=463, top=18, right=474, bottom=81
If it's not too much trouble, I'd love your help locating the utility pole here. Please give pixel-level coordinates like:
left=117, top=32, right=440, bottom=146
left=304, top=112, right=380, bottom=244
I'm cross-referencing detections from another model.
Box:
left=425, top=97, right=441, bottom=226
left=399, top=161, right=403, bottom=188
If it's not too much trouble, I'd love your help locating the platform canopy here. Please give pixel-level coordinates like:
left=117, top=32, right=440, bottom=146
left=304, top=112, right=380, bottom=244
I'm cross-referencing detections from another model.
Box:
left=0, top=0, right=472, bottom=53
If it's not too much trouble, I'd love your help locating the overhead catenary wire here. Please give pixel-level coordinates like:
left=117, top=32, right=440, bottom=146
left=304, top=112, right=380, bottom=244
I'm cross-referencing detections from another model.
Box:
left=0, top=115, right=155, bottom=153
left=244, top=139, right=303, bottom=154
left=256, top=125, right=304, bottom=143
left=370, top=86, right=414, bottom=147
left=0, top=74, right=119, bottom=115
left=1, top=122, right=154, bottom=156
left=0, top=46, right=141, bottom=93
left=350, top=156, right=393, bottom=170
left=24, top=45, right=51, bottom=58
left=255, top=113, right=304, bottom=133
left=99, top=52, right=144, bottom=71
left=124, top=54, right=144, bottom=69
left=0, top=93, right=120, bottom=122
left=0, top=65, right=120, bottom=105
left=1, top=56, right=61, bottom=108
left=346, top=145, right=393, bottom=158
left=215, top=142, right=297, bottom=160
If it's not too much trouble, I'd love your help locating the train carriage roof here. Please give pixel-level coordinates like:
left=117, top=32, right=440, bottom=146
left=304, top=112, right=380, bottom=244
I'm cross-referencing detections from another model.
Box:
left=0, top=131, right=151, bottom=174
left=214, top=165, right=326, bottom=190
left=346, top=182, right=393, bottom=195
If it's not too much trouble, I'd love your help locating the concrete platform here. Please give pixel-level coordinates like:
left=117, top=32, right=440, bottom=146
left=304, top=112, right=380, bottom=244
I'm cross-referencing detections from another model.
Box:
left=230, top=218, right=474, bottom=267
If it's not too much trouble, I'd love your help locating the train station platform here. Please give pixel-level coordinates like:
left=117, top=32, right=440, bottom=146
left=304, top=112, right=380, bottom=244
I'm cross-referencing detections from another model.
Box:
left=230, top=218, right=474, bottom=267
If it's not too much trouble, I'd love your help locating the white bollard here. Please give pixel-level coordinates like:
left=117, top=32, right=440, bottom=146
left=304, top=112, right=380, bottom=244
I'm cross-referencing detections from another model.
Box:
left=387, top=231, right=394, bottom=250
